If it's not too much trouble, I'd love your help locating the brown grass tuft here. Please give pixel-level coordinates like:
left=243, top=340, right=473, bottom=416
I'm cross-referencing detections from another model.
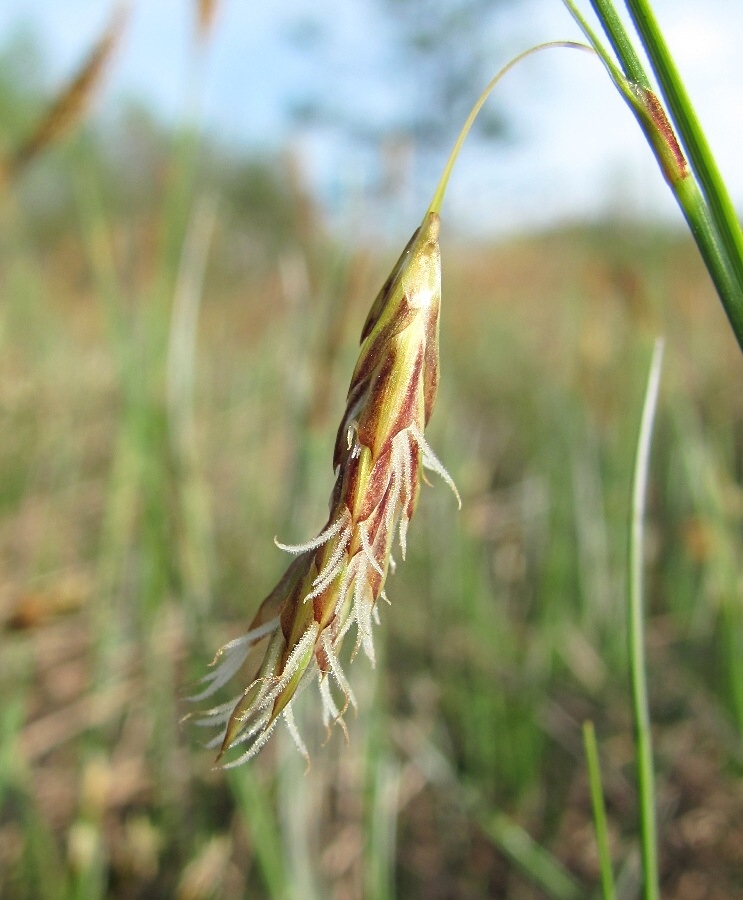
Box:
left=7, top=3, right=129, bottom=179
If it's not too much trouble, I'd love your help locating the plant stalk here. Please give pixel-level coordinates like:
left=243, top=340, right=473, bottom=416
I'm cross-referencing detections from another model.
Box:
left=628, top=337, right=664, bottom=900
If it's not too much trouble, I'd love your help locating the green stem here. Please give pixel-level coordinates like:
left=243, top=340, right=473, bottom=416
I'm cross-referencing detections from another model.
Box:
left=482, top=812, right=583, bottom=900
left=427, top=41, right=594, bottom=217
left=582, top=721, right=617, bottom=900
left=561, top=0, right=639, bottom=100
left=672, top=176, right=743, bottom=346
left=562, top=0, right=743, bottom=352
left=624, top=0, right=743, bottom=296
left=629, top=337, right=664, bottom=900
left=588, top=0, right=649, bottom=86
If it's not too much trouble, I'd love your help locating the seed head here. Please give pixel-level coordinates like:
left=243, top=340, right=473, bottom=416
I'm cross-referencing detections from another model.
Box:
left=8, top=5, right=128, bottom=179
left=192, top=211, right=459, bottom=766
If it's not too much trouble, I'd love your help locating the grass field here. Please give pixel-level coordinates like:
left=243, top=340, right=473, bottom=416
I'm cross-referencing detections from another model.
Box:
left=2, top=132, right=743, bottom=898
left=2, top=15, right=743, bottom=894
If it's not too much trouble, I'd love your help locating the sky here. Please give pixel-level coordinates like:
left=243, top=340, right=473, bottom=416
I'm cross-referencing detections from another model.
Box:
left=0, top=0, right=742, bottom=236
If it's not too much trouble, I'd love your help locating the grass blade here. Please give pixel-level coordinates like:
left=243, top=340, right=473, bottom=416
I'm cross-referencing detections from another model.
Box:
left=628, top=337, right=665, bottom=900
left=588, top=0, right=648, bottom=86
left=167, top=193, right=218, bottom=621
left=229, top=768, right=288, bottom=899
left=481, top=812, right=583, bottom=900
left=623, top=0, right=743, bottom=296
left=563, top=0, right=743, bottom=351
left=582, top=720, right=616, bottom=900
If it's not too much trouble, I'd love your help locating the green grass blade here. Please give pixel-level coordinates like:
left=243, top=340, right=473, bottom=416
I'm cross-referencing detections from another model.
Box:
left=582, top=720, right=616, bottom=900
left=229, top=768, right=288, bottom=899
left=561, top=0, right=640, bottom=97
left=628, top=337, right=664, bottom=900
left=588, top=0, right=649, bottom=85
left=565, top=0, right=743, bottom=349
left=366, top=755, right=399, bottom=900
left=481, top=812, right=583, bottom=900
left=166, top=193, right=218, bottom=622
left=624, top=0, right=743, bottom=294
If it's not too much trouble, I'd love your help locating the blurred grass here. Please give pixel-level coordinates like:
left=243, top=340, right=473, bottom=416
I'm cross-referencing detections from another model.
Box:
left=2, top=28, right=743, bottom=900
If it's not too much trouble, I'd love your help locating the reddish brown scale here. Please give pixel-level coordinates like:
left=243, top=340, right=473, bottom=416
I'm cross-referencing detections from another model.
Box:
left=356, top=350, right=399, bottom=452
left=422, top=317, right=440, bottom=425
left=333, top=377, right=368, bottom=468
left=405, top=452, right=422, bottom=521
left=313, top=588, right=337, bottom=628
left=383, top=347, right=426, bottom=441
left=350, top=297, right=417, bottom=394
left=641, top=87, right=687, bottom=178
left=314, top=643, right=331, bottom=675
left=357, top=345, right=426, bottom=460
left=244, top=552, right=310, bottom=634
left=359, top=230, right=421, bottom=342
left=360, top=478, right=395, bottom=556
left=356, top=443, right=394, bottom=522
left=279, top=571, right=311, bottom=645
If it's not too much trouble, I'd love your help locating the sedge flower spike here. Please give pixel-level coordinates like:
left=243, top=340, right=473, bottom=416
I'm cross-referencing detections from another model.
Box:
left=191, top=42, right=584, bottom=765
left=192, top=211, right=460, bottom=766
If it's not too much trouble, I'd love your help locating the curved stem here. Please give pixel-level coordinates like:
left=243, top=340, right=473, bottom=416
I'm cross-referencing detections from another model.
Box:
left=629, top=337, right=664, bottom=900
left=426, top=41, right=595, bottom=217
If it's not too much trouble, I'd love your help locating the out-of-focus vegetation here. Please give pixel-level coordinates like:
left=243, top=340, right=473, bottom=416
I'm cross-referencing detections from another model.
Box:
left=1, top=21, right=743, bottom=900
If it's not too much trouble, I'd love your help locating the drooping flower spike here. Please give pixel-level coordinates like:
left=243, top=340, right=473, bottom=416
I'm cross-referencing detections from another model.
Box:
left=192, top=41, right=589, bottom=766
left=192, top=212, right=458, bottom=766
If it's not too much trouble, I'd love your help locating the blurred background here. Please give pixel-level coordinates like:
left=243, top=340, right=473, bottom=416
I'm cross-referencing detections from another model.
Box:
left=1, top=1, right=743, bottom=897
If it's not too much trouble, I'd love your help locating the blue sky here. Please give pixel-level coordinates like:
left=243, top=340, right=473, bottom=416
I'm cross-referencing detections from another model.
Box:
left=1, top=0, right=742, bottom=235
